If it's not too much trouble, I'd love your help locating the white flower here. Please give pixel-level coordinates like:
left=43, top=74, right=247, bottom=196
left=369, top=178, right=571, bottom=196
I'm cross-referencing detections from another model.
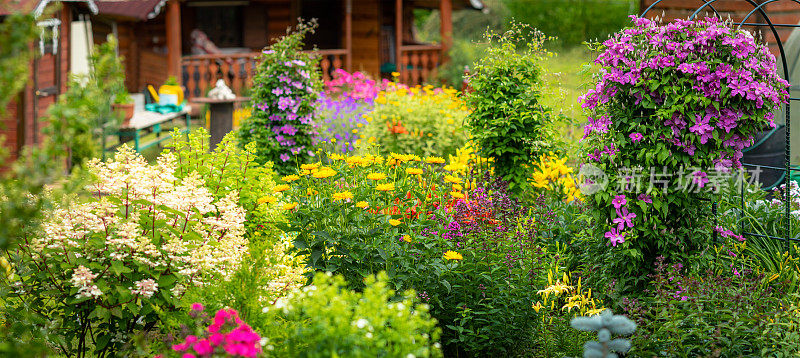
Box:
left=406, top=354, right=416, bottom=358
left=130, top=278, right=158, bottom=298
left=365, top=332, right=373, bottom=339
left=354, top=318, right=369, bottom=329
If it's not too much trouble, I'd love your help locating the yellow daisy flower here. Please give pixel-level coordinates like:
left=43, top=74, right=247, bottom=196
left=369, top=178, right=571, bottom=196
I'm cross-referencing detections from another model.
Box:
left=376, top=183, right=395, bottom=192
left=367, top=172, right=387, bottom=181
left=312, top=168, right=337, bottom=179
left=282, top=174, right=300, bottom=182
left=450, top=191, right=465, bottom=199
left=402, top=235, right=412, bottom=243
left=331, top=191, right=354, bottom=201
left=301, top=162, right=321, bottom=171
left=444, top=175, right=462, bottom=184
left=257, top=196, right=277, bottom=205
left=273, top=184, right=291, bottom=193
left=425, top=156, right=446, bottom=164
left=406, top=168, right=423, bottom=175
left=389, top=219, right=401, bottom=226
left=282, top=202, right=298, bottom=210
left=355, top=201, right=369, bottom=209
left=443, top=251, right=463, bottom=260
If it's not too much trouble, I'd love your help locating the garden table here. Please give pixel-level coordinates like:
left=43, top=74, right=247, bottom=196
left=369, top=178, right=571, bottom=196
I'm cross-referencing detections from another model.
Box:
left=191, top=97, right=250, bottom=150
left=111, top=108, right=191, bottom=153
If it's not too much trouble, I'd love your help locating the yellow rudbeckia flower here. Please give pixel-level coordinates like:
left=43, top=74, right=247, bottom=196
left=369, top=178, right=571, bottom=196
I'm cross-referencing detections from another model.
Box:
left=282, top=174, right=300, bottom=182
left=332, top=191, right=354, bottom=201
left=425, top=156, right=446, bottom=164
left=376, top=183, right=395, bottom=192
left=443, top=251, right=463, bottom=261
left=367, top=172, right=387, bottom=181
left=273, top=184, right=290, bottom=193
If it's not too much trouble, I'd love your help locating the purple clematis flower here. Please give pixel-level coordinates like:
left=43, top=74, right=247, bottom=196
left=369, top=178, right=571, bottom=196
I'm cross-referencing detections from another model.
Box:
left=612, top=194, right=627, bottom=209
left=604, top=228, right=626, bottom=247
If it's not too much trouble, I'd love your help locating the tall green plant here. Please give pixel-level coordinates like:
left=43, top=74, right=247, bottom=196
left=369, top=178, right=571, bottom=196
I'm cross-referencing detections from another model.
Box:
left=238, top=20, right=323, bottom=175
left=0, top=12, right=38, bottom=118
left=45, top=35, right=126, bottom=168
left=465, top=22, right=559, bottom=194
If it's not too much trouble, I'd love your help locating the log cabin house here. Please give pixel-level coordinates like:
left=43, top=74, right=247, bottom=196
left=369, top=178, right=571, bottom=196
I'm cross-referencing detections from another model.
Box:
left=91, top=0, right=487, bottom=100
left=1, top=0, right=98, bottom=161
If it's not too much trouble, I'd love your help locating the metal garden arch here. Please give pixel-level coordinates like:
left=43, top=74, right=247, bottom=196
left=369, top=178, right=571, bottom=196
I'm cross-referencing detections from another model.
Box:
left=641, top=0, right=800, bottom=253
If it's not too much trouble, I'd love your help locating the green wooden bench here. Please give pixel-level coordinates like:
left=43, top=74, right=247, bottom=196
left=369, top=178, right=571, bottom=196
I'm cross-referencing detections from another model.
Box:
left=109, top=109, right=191, bottom=153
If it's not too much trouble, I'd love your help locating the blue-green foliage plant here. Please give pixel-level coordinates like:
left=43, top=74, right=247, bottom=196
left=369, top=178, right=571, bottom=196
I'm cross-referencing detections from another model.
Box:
left=571, top=309, right=636, bottom=358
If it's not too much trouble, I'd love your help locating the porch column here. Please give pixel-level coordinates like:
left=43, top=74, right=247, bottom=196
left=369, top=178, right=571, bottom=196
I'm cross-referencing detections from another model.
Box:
left=166, top=0, right=182, bottom=81
left=439, top=0, right=452, bottom=62
left=395, top=0, right=402, bottom=76
left=345, top=0, right=352, bottom=72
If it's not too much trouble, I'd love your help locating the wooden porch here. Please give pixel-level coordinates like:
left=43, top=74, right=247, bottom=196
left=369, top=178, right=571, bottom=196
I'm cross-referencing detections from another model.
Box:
left=181, top=49, right=348, bottom=99
left=94, top=0, right=474, bottom=99
left=177, top=0, right=455, bottom=99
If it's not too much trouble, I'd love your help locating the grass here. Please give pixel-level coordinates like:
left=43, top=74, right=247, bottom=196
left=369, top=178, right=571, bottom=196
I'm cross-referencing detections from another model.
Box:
left=540, top=46, right=597, bottom=158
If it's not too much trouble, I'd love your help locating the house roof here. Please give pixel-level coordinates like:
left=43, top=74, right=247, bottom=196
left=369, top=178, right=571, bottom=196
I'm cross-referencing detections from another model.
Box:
left=91, top=0, right=486, bottom=21
left=94, top=0, right=167, bottom=20
left=414, top=0, right=486, bottom=11
left=0, top=0, right=98, bottom=16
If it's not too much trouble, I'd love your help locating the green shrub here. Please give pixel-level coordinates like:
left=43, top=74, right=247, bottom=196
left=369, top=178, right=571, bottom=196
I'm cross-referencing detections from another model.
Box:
left=622, top=253, right=786, bottom=357
left=2, top=146, right=249, bottom=356
left=571, top=309, right=636, bottom=357
left=258, top=271, right=442, bottom=357
left=761, top=293, right=800, bottom=357
left=362, top=82, right=468, bottom=158
left=166, top=128, right=281, bottom=238
left=465, top=23, right=559, bottom=194
left=238, top=20, right=323, bottom=174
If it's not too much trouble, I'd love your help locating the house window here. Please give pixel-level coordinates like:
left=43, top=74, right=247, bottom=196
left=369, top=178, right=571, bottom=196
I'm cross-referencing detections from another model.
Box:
left=194, top=6, right=243, bottom=48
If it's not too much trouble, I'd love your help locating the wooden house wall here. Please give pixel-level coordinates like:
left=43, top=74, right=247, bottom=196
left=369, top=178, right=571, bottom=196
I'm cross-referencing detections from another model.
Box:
left=2, top=5, right=71, bottom=162
left=351, top=0, right=381, bottom=76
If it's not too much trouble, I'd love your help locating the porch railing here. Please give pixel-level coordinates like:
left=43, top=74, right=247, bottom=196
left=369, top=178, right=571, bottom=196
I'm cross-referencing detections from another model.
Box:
left=181, top=49, right=348, bottom=99
left=398, top=44, right=442, bottom=86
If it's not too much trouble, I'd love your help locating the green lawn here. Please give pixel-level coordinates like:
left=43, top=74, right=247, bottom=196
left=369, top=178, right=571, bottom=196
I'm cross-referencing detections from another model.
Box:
left=540, top=47, right=597, bottom=157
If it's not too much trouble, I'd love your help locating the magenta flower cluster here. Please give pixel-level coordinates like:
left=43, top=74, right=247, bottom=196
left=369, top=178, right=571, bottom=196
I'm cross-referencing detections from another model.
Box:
left=581, top=16, right=788, bottom=170
left=605, top=194, right=637, bottom=246
left=581, top=16, right=789, bottom=248
left=167, top=305, right=262, bottom=358
left=325, top=69, right=379, bottom=101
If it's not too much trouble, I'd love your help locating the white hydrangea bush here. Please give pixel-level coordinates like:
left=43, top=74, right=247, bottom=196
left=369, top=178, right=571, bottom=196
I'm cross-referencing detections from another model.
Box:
left=6, top=146, right=248, bottom=355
